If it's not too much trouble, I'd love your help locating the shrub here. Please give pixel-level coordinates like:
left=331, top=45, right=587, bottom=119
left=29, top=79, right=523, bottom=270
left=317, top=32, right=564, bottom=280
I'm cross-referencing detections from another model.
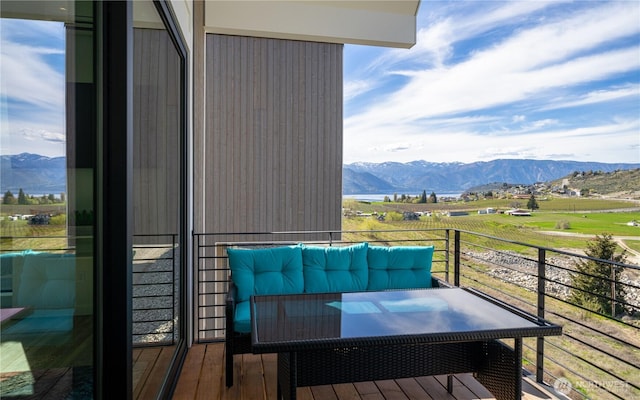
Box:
left=49, top=214, right=66, bottom=225
left=386, top=211, right=404, bottom=221
left=569, top=234, right=627, bottom=316
left=555, top=220, right=571, bottom=229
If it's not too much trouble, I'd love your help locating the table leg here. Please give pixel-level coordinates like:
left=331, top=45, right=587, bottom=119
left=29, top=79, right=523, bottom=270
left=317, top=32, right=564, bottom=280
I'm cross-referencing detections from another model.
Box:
left=513, top=338, right=523, bottom=399
left=447, top=375, right=454, bottom=394
left=277, top=352, right=298, bottom=400
left=475, top=339, right=523, bottom=400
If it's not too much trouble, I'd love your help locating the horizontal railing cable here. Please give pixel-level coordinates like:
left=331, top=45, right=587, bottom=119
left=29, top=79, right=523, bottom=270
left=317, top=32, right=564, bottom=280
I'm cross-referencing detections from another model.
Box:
left=545, top=339, right=635, bottom=398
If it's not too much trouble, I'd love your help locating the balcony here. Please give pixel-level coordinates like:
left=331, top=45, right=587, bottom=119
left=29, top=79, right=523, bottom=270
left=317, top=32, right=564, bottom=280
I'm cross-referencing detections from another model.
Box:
left=191, top=229, right=639, bottom=400
left=173, top=343, right=559, bottom=399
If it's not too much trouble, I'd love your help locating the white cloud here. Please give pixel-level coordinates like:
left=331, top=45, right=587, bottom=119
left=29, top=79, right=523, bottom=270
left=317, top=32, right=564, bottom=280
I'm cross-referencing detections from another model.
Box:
left=529, top=119, right=558, bottom=130
left=0, top=39, right=65, bottom=112
left=343, top=1, right=640, bottom=164
left=1, top=19, right=66, bottom=156
left=543, top=84, right=640, bottom=110
left=344, top=79, right=374, bottom=102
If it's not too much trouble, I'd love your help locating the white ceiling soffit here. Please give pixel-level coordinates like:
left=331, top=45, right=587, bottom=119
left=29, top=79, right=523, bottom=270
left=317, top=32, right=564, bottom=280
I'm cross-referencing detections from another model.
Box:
left=1, top=1, right=166, bottom=30
left=133, top=1, right=164, bottom=29
left=0, top=1, right=91, bottom=24
left=204, top=0, right=420, bottom=49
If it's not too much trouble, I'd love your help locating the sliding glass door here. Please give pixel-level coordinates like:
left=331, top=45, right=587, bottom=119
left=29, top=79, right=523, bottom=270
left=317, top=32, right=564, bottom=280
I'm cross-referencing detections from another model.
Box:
left=1, top=1, right=187, bottom=398
left=131, top=1, right=187, bottom=398
left=1, top=1, right=96, bottom=397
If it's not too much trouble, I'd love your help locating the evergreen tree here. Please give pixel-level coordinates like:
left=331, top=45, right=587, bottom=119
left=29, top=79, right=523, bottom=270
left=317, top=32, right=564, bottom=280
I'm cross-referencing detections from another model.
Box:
left=526, top=194, right=539, bottom=211
left=428, top=191, right=437, bottom=204
left=419, top=190, right=427, bottom=204
left=569, top=234, right=627, bottom=316
left=2, top=190, right=15, bottom=204
left=18, top=188, right=27, bottom=205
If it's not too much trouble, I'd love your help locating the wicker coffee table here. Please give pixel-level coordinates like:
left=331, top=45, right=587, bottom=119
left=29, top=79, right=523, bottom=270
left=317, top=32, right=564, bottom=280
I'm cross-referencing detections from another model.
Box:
left=250, top=287, right=561, bottom=400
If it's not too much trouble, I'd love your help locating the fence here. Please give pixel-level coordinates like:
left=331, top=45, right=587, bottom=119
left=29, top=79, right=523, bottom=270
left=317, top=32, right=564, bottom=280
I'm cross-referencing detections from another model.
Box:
left=132, top=234, right=178, bottom=346
left=194, top=229, right=640, bottom=399
left=1, top=234, right=178, bottom=346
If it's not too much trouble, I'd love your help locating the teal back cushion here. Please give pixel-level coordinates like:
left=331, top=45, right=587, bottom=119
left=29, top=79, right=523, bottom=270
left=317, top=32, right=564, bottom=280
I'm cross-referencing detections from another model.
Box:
left=301, top=242, right=369, bottom=293
left=1, top=252, right=25, bottom=292
left=16, top=252, right=76, bottom=309
left=227, top=245, right=304, bottom=302
left=367, top=245, right=434, bottom=290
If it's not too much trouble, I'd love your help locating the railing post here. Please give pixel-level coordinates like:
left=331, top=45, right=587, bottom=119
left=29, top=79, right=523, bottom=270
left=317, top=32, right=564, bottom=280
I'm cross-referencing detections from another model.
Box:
left=444, top=229, right=450, bottom=283
left=172, top=233, right=176, bottom=345
left=611, top=262, right=616, bottom=317
left=194, top=233, right=199, bottom=344
left=536, top=248, right=546, bottom=383
left=454, top=230, right=460, bottom=287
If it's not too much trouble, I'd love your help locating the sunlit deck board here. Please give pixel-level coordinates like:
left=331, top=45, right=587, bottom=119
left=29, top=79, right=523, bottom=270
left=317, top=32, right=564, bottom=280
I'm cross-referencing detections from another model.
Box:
left=173, top=343, right=560, bottom=400
left=133, top=345, right=176, bottom=400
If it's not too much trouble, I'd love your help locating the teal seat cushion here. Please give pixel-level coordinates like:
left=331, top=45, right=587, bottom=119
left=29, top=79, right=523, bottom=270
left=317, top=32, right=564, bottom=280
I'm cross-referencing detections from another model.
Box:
left=227, top=245, right=304, bottom=302
left=367, top=245, right=434, bottom=290
left=234, top=301, right=251, bottom=333
left=301, top=242, right=368, bottom=293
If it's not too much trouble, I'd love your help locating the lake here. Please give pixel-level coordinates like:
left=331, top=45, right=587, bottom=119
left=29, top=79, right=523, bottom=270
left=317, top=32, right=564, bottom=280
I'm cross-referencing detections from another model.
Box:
left=344, top=193, right=462, bottom=202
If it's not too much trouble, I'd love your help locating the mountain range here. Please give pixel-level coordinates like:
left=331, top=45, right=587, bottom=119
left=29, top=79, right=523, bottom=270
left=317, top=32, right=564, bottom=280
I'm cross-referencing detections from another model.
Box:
left=1, top=153, right=67, bottom=194
left=344, top=159, right=640, bottom=195
left=2, top=153, right=639, bottom=196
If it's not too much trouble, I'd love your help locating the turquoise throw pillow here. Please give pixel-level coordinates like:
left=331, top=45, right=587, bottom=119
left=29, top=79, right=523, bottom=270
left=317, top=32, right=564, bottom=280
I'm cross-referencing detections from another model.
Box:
left=227, top=245, right=304, bottom=302
left=367, top=245, right=434, bottom=290
left=301, top=242, right=368, bottom=293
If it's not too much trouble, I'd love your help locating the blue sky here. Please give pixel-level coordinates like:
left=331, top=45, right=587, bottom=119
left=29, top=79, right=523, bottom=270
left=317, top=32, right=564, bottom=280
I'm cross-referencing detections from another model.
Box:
left=0, top=18, right=66, bottom=157
left=2, top=2, right=639, bottom=165
left=343, top=1, right=640, bottom=164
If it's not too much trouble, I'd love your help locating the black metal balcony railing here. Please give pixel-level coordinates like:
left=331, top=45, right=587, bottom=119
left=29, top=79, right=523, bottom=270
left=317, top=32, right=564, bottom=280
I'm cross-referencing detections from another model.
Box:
left=194, top=229, right=640, bottom=400
left=0, top=234, right=178, bottom=346
left=132, top=234, right=178, bottom=346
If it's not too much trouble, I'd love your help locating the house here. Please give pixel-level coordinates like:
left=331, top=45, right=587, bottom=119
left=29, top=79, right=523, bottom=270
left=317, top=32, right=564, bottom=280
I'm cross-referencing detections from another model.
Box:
left=505, top=209, right=532, bottom=216
left=448, top=211, right=469, bottom=217
left=0, top=1, right=420, bottom=398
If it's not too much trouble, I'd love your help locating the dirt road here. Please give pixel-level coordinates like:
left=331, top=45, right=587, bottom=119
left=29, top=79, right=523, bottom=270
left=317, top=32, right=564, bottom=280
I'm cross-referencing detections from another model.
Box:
left=541, top=230, right=640, bottom=266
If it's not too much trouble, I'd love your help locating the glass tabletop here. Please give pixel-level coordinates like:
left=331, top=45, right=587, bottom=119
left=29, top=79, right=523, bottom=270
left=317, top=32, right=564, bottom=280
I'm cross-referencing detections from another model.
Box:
left=251, top=287, right=560, bottom=349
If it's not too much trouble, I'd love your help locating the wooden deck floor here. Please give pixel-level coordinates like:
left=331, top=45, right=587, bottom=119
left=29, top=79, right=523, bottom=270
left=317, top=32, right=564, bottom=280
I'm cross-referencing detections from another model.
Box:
left=173, top=343, right=560, bottom=400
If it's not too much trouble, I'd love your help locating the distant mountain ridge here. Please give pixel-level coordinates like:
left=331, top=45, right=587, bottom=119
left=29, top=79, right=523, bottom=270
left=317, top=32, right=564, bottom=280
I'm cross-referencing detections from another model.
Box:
left=1, top=153, right=66, bottom=194
left=2, top=153, right=639, bottom=196
left=344, top=159, right=640, bottom=195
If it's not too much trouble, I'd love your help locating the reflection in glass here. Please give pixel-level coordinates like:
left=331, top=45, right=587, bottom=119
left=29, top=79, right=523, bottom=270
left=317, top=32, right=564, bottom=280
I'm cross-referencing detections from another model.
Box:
left=131, top=1, right=183, bottom=398
left=1, top=2, right=95, bottom=398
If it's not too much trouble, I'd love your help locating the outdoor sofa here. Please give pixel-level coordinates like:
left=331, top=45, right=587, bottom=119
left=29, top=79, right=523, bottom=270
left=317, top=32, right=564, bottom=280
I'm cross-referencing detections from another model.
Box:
left=224, top=242, right=439, bottom=387
left=0, top=250, right=76, bottom=344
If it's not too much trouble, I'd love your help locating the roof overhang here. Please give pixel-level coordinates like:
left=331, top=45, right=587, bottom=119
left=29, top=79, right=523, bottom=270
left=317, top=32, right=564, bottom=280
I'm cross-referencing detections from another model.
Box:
left=204, top=0, right=420, bottom=49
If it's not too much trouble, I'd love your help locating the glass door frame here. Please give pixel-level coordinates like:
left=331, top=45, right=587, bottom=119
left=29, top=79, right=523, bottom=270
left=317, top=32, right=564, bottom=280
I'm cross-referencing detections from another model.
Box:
left=97, top=1, right=188, bottom=398
left=97, top=1, right=133, bottom=399
left=144, top=0, right=189, bottom=395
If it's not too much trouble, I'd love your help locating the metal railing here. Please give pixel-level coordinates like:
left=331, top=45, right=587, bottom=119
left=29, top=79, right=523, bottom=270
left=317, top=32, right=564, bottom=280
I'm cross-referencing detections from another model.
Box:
left=132, top=234, right=178, bottom=346
left=194, top=229, right=640, bottom=399
left=1, top=234, right=178, bottom=346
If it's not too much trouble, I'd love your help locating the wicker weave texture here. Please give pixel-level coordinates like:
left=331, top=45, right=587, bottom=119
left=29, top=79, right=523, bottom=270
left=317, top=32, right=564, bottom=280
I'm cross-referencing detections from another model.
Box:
left=292, top=341, right=482, bottom=387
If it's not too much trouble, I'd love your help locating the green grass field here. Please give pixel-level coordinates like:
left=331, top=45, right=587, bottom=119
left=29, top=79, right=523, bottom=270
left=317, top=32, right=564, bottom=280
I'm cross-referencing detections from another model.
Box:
left=343, top=197, right=640, bottom=255
left=2, top=198, right=639, bottom=254
left=347, top=196, right=639, bottom=213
